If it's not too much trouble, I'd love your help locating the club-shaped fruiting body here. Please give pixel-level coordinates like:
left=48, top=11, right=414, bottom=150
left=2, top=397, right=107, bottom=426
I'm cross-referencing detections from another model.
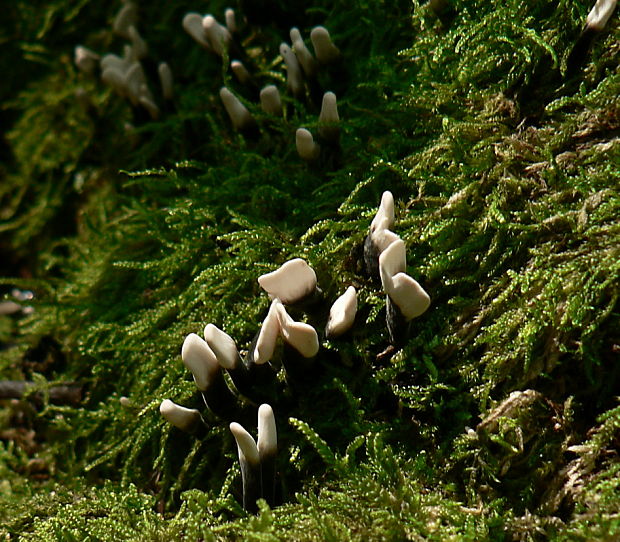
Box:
left=203, top=15, right=232, bottom=57
left=231, top=60, right=252, bottom=86
left=258, top=258, right=318, bottom=305
left=181, top=333, right=220, bottom=391
left=183, top=12, right=210, bottom=48
left=379, top=239, right=430, bottom=320
left=325, top=286, right=357, bottom=339
left=113, top=2, right=138, bottom=39
left=364, top=191, right=397, bottom=277
left=260, top=85, right=283, bottom=116
left=158, top=62, right=173, bottom=100
left=318, top=91, right=340, bottom=144
left=257, top=404, right=277, bottom=505
left=128, top=25, right=147, bottom=59
left=296, top=128, right=320, bottom=161
left=230, top=421, right=261, bottom=512
left=225, top=8, right=237, bottom=33
left=586, top=0, right=617, bottom=30
left=253, top=299, right=281, bottom=365
left=159, top=399, right=204, bottom=433
left=290, top=27, right=318, bottom=77
left=204, top=324, right=240, bottom=370
left=219, top=87, right=255, bottom=131
left=274, top=301, right=319, bottom=358
left=310, top=26, right=341, bottom=64
left=74, top=46, right=100, bottom=74
left=280, top=43, right=304, bottom=98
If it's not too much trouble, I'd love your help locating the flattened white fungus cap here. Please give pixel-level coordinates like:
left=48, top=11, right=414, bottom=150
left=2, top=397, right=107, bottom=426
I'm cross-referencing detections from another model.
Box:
left=257, top=404, right=277, bottom=457
left=160, top=399, right=201, bottom=432
left=388, top=273, right=431, bottom=320
left=183, top=13, right=210, bottom=48
left=230, top=422, right=260, bottom=465
left=310, top=26, right=340, bottom=64
left=258, top=258, right=317, bottom=304
left=325, top=286, right=357, bottom=338
left=219, top=87, right=254, bottom=130
left=586, top=0, right=617, bottom=30
left=296, top=128, right=320, bottom=161
left=204, top=324, right=239, bottom=369
left=260, top=85, right=283, bottom=116
left=181, top=333, right=220, bottom=391
left=253, top=299, right=281, bottom=364
left=379, top=238, right=406, bottom=292
left=274, top=301, right=319, bottom=358
left=379, top=239, right=430, bottom=320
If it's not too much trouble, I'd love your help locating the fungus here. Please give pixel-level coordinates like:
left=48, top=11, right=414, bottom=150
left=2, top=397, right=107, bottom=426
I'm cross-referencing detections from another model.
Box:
left=290, top=27, right=318, bottom=78
left=203, top=15, right=232, bottom=57
left=231, top=60, right=252, bottom=86
left=364, top=191, right=397, bottom=277
left=257, top=258, right=318, bottom=305
left=274, top=301, right=319, bottom=359
left=260, top=85, right=283, bottom=116
left=310, top=26, right=341, bottom=64
left=280, top=43, right=304, bottom=99
left=181, top=333, right=237, bottom=419
left=225, top=8, right=237, bottom=33
left=229, top=421, right=261, bottom=512
left=325, top=286, right=357, bottom=339
left=182, top=13, right=210, bottom=49
left=159, top=399, right=205, bottom=434
left=252, top=299, right=281, bottom=365
left=219, top=87, right=256, bottom=132
left=257, top=404, right=277, bottom=505
left=158, top=62, right=173, bottom=100
left=296, top=128, right=320, bottom=161
left=74, top=46, right=100, bottom=74
left=318, top=91, right=340, bottom=144
left=113, top=2, right=138, bottom=39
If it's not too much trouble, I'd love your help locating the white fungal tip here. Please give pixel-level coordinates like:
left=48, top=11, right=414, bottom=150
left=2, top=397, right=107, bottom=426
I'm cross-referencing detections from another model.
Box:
left=74, top=46, right=99, bottom=74
left=203, top=15, right=231, bottom=56
left=586, top=0, right=617, bottom=31
left=310, top=26, right=340, bottom=64
left=257, top=258, right=317, bottom=304
left=326, top=286, right=357, bottom=339
left=219, top=87, right=254, bottom=131
left=274, top=301, right=319, bottom=358
left=296, top=128, right=320, bottom=161
left=119, top=396, right=132, bottom=407
left=231, top=60, right=252, bottom=85
left=204, top=323, right=239, bottom=369
left=230, top=422, right=260, bottom=465
left=370, top=191, right=395, bottom=233
left=389, top=273, right=431, bottom=320
left=258, top=404, right=277, bottom=457
left=181, top=333, right=219, bottom=391
left=260, top=85, right=283, bottom=116
left=318, top=91, right=340, bottom=142
left=183, top=12, right=210, bottom=48
left=225, top=8, right=237, bottom=33
left=160, top=399, right=201, bottom=432
left=253, top=299, right=281, bottom=365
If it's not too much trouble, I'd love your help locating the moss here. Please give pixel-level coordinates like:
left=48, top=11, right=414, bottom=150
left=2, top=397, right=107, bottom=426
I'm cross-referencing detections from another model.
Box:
left=1, top=0, right=619, bottom=539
